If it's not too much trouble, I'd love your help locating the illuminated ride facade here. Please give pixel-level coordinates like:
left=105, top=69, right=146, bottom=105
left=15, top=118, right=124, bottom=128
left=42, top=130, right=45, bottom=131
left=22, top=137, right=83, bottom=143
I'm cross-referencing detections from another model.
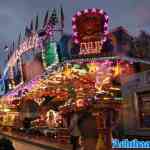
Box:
left=0, top=7, right=64, bottom=128
left=1, top=8, right=120, bottom=149
left=0, top=7, right=149, bottom=149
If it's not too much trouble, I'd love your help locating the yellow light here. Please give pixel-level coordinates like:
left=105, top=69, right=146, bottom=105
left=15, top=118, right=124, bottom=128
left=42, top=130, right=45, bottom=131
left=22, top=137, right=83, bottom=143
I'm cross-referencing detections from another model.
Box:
left=103, top=97, right=111, bottom=100
left=96, top=76, right=111, bottom=92
left=114, top=62, right=121, bottom=77
left=109, top=87, right=120, bottom=91
left=80, top=41, right=102, bottom=55
left=63, top=67, right=72, bottom=77
left=3, top=108, right=10, bottom=112
left=88, top=63, right=97, bottom=73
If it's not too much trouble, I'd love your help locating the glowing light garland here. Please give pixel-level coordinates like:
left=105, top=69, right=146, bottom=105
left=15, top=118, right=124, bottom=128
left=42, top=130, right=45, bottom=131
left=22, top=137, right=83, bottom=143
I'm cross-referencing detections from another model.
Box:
left=2, top=4, right=150, bottom=105
left=3, top=56, right=150, bottom=97
left=42, top=42, right=59, bottom=69
left=3, top=33, right=39, bottom=78
left=72, top=8, right=109, bottom=56
left=80, top=41, right=103, bottom=55
left=8, top=33, right=38, bottom=67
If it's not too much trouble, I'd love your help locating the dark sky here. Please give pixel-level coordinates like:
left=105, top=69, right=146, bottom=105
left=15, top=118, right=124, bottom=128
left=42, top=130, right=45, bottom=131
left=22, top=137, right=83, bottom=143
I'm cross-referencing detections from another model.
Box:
left=0, top=0, right=150, bottom=71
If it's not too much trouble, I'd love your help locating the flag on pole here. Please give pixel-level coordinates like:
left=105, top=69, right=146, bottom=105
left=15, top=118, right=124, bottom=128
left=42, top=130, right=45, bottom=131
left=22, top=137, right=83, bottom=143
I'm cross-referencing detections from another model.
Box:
left=25, top=26, right=32, bottom=37
left=43, top=10, right=49, bottom=28
left=9, top=41, right=15, bottom=55
left=30, top=19, right=34, bottom=31
left=50, top=8, right=58, bottom=25
left=6, top=44, right=12, bottom=63
left=9, top=41, right=15, bottom=56
left=18, top=33, right=21, bottom=48
left=6, top=49, right=10, bottom=61
left=12, top=41, right=15, bottom=52
left=60, top=5, right=64, bottom=29
left=35, top=15, right=39, bottom=31
left=4, top=45, right=9, bottom=51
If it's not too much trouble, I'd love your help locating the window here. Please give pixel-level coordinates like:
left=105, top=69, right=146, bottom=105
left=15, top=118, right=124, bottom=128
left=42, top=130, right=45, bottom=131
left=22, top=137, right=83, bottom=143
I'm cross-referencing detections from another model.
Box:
left=137, top=91, right=150, bottom=128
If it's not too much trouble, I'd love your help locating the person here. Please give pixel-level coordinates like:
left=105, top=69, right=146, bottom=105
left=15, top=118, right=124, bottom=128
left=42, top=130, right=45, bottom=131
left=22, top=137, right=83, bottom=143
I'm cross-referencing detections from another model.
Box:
left=23, top=117, right=31, bottom=130
left=78, top=111, right=98, bottom=150
left=0, top=137, right=15, bottom=150
left=69, top=112, right=81, bottom=150
left=22, top=117, right=31, bottom=136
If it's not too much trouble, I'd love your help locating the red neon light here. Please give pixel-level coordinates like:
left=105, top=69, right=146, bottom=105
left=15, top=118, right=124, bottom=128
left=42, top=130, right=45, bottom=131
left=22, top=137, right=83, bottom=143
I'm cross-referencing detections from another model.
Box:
left=72, top=8, right=109, bottom=45
left=80, top=41, right=102, bottom=55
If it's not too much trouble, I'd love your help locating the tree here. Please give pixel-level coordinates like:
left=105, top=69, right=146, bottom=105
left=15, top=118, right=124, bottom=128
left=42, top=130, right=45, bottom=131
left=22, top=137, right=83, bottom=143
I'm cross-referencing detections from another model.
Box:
left=112, top=26, right=135, bottom=56
left=113, top=26, right=133, bottom=44
left=134, top=30, right=150, bottom=58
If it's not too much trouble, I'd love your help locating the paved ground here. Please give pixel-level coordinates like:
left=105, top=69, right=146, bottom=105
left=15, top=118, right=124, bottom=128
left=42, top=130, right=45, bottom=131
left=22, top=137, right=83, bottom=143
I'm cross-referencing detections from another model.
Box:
left=0, top=132, right=70, bottom=150
left=12, top=138, right=50, bottom=150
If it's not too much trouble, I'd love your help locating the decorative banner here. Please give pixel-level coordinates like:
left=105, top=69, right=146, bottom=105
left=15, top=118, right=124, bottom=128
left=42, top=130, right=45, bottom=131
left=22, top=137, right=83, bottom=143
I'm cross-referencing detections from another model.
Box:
left=72, top=8, right=109, bottom=56
left=42, top=42, right=59, bottom=68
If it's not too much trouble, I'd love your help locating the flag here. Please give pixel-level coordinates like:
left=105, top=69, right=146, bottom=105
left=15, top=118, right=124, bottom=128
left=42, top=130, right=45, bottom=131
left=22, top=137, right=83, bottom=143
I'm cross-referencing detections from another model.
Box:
left=12, top=41, right=15, bottom=52
left=10, top=41, right=15, bottom=56
left=4, top=45, right=8, bottom=51
left=7, top=49, right=11, bottom=61
left=35, top=15, right=39, bottom=31
left=43, top=10, right=49, bottom=28
left=25, top=26, right=32, bottom=37
left=60, top=5, right=64, bottom=28
left=8, top=41, right=15, bottom=58
left=0, top=66, right=1, bottom=78
left=30, top=19, right=34, bottom=31
left=18, top=33, right=21, bottom=48
left=50, top=8, right=58, bottom=25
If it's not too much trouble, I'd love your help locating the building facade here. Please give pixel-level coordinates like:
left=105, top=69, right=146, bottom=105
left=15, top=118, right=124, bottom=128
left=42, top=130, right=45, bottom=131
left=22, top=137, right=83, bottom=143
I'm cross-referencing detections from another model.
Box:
left=120, top=70, right=150, bottom=138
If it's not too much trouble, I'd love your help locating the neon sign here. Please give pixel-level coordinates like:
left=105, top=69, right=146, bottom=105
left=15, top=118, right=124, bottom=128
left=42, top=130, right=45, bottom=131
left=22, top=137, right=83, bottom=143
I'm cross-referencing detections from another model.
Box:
left=7, top=33, right=39, bottom=68
left=80, top=41, right=102, bottom=55
left=72, top=8, right=109, bottom=56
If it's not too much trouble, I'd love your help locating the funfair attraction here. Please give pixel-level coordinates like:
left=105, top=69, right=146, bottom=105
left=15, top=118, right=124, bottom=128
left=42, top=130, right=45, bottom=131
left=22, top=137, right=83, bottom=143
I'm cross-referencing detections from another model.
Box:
left=0, top=7, right=150, bottom=150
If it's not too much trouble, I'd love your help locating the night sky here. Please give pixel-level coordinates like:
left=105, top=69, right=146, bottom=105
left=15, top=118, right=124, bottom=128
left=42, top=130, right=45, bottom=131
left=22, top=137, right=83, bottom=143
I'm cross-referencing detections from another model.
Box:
left=0, top=0, right=150, bottom=71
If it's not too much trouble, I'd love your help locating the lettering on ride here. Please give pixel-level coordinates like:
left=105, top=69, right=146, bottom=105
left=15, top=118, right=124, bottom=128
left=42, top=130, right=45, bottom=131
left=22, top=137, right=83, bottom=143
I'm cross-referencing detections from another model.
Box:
left=8, top=33, right=38, bottom=67
left=80, top=41, right=102, bottom=55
